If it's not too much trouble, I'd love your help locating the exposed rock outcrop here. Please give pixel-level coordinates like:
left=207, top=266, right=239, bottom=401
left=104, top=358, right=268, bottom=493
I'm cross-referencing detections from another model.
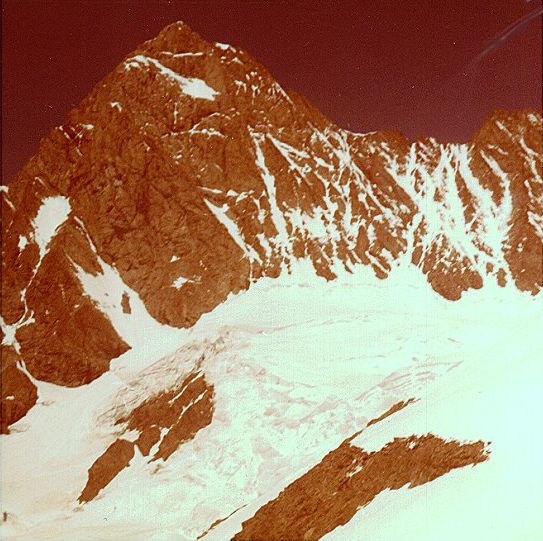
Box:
left=2, top=21, right=541, bottom=432
left=78, top=370, right=214, bottom=502
left=233, top=433, right=489, bottom=541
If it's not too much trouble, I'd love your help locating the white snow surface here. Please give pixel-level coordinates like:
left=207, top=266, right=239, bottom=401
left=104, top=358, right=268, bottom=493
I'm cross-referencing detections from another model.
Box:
left=124, top=55, right=218, bottom=101
left=1, top=261, right=541, bottom=541
left=17, top=236, right=28, bottom=251
left=31, top=196, right=71, bottom=259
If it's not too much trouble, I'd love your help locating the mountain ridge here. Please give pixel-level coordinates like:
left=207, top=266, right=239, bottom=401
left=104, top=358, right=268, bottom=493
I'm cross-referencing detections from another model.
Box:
left=1, top=20, right=542, bottom=436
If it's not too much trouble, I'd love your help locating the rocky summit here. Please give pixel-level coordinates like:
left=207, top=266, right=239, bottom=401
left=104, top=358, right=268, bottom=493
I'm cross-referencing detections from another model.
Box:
left=1, top=21, right=542, bottom=541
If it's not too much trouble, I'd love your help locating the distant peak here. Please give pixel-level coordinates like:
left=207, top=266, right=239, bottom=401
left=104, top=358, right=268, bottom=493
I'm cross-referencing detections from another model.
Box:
left=141, top=20, right=210, bottom=55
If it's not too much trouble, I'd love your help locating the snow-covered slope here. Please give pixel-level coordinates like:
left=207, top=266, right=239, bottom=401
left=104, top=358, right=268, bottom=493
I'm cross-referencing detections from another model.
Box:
left=2, top=263, right=541, bottom=540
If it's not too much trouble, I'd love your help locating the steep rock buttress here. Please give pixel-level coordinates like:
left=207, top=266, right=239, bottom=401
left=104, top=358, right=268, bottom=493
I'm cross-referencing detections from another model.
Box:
left=1, top=22, right=542, bottom=431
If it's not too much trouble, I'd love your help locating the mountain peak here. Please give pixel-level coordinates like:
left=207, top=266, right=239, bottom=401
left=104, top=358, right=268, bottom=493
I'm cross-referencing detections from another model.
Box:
left=141, top=20, right=210, bottom=54
left=2, top=20, right=542, bottom=541
left=2, top=20, right=541, bottom=439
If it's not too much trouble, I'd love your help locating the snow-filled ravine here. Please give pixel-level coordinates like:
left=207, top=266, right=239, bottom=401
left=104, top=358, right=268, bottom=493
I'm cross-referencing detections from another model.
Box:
left=1, top=261, right=542, bottom=541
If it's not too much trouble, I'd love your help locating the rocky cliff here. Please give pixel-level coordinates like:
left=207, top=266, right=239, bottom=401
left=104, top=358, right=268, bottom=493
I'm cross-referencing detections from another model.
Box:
left=1, top=21, right=541, bottom=436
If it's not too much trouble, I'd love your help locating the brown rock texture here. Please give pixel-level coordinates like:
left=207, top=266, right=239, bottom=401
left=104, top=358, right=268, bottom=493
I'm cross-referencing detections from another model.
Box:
left=121, top=292, right=131, bottom=314
left=117, top=369, right=214, bottom=462
left=78, top=438, right=135, bottom=503
left=78, top=370, right=214, bottom=502
left=197, top=505, right=247, bottom=540
left=1, top=346, right=37, bottom=434
left=1, top=21, right=541, bottom=431
left=366, top=398, right=416, bottom=427
left=233, top=434, right=489, bottom=541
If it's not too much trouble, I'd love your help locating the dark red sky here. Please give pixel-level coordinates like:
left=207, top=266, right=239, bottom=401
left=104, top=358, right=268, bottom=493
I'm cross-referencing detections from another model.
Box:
left=2, top=0, right=542, bottom=181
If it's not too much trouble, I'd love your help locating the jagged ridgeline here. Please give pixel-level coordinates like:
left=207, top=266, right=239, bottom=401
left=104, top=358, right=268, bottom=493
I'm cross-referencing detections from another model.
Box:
left=1, top=21, right=542, bottom=432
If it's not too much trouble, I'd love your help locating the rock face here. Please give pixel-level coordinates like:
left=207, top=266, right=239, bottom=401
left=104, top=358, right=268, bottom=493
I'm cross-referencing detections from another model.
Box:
left=229, top=399, right=489, bottom=540
left=1, top=346, right=37, bottom=433
left=233, top=434, right=489, bottom=541
left=1, top=21, right=542, bottom=432
left=79, top=370, right=214, bottom=502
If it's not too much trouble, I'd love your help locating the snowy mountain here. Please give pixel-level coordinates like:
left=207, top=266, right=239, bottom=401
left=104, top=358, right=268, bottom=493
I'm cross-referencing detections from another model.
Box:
left=1, top=21, right=542, bottom=541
